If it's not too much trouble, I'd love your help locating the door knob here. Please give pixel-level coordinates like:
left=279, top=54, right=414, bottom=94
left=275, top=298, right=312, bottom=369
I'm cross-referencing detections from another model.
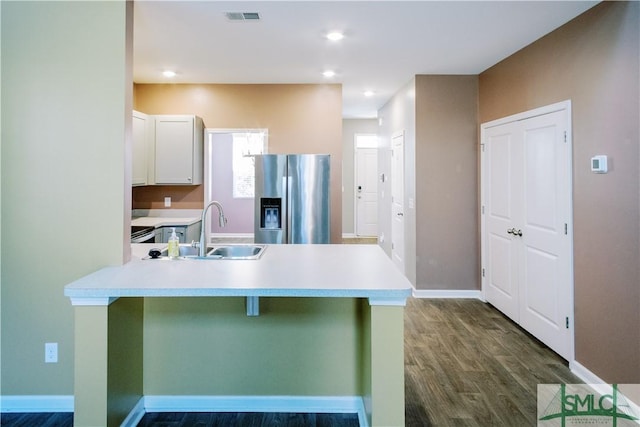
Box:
left=507, top=228, right=523, bottom=236
left=397, top=212, right=404, bottom=217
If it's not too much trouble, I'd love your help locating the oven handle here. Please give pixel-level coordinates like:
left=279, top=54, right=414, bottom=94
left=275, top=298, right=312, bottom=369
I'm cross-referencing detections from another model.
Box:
left=131, top=230, right=156, bottom=243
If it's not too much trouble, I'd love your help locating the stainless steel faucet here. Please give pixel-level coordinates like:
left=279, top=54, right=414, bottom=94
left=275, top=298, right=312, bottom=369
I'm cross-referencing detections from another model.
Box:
left=199, top=200, right=227, bottom=256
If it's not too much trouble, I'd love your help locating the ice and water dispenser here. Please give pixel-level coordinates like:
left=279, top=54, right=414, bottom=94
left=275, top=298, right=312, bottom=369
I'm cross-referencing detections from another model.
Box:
left=260, top=197, right=281, bottom=230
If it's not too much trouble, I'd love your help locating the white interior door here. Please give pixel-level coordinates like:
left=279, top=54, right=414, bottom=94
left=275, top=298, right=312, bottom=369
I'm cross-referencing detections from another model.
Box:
left=484, top=121, right=522, bottom=322
left=391, top=132, right=405, bottom=273
left=482, top=102, right=573, bottom=361
left=518, top=110, right=572, bottom=359
left=355, top=147, right=378, bottom=237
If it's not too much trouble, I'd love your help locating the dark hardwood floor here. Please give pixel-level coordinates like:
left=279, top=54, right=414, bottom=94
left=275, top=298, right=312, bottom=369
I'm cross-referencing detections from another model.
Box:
left=1, top=298, right=580, bottom=427
left=404, top=298, right=581, bottom=426
left=0, top=412, right=73, bottom=427
left=137, top=412, right=359, bottom=427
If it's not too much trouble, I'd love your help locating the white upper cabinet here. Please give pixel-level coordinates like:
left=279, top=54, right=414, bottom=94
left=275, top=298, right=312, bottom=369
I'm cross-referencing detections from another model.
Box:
left=132, top=110, right=151, bottom=186
left=153, top=115, right=204, bottom=185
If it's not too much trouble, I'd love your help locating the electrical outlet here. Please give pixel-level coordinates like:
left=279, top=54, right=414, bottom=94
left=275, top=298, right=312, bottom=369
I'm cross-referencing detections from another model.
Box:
left=164, top=197, right=171, bottom=207
left=45, top=342, right=58, bottom=363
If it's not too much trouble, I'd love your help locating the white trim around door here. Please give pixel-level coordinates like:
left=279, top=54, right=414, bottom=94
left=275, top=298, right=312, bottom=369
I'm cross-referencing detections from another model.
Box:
left=480, top=100, right=574, bottom=363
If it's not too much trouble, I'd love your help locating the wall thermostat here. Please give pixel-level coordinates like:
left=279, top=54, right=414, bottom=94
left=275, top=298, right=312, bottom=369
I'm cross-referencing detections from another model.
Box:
left=591, top=155, right=608, bottom=173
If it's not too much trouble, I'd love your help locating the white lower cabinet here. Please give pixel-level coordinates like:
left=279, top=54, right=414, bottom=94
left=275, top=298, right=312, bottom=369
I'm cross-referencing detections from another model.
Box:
left=156, top=222, right=201, bottom=244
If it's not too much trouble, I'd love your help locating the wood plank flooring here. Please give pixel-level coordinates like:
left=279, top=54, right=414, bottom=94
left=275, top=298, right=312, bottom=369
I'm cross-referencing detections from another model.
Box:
left=404, top=298, right=581, bottom=426
left=137, top=412, right=359, bottom=427
left=0, top=412, right=73, bottom=427
left=0, top=298, right=580, bottom=427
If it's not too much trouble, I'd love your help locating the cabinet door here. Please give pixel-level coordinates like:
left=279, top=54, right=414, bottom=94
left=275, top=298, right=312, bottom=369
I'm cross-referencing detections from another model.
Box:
left=132, top=111, right=149, bottom=186
left=155, top=116, right=195, bottom=184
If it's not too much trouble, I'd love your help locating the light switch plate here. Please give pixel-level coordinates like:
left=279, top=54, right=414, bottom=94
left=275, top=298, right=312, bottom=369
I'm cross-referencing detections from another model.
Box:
left=164, top=197, right=171, bottom=207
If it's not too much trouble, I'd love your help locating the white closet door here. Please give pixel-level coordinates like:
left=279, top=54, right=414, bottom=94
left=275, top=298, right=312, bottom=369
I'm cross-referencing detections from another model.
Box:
left=484, top=122, right=522, bottom=323
left=518, top=110, right=572, bottom=359
left=482, top=102, right=573, bottom=361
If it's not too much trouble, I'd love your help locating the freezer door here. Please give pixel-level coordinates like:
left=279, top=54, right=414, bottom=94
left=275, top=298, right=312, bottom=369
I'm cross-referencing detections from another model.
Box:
left=288, top=154, right=330, bottom=243
left=254, top=155, right=287, bottom=244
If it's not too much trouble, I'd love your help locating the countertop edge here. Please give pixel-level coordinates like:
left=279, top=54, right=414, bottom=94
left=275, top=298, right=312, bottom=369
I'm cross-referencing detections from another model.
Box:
left=65, top=288, right=412, bottom=305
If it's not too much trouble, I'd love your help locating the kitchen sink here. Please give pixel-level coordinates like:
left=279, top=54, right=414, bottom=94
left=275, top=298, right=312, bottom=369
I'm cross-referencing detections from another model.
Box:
left=146, top=244, right=266, bottom=260
left=209, top=244, right=266, bottom=260
left=157, top=245, right=207, bottom=257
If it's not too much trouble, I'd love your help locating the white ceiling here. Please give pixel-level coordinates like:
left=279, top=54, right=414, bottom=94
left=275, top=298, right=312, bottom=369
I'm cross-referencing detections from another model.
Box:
left=133, top=1, right=598, bottom=118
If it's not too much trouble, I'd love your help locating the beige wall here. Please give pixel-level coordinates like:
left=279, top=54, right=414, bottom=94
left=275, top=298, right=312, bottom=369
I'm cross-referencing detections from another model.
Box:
left=134, top=84, right=343, bottom=243
left=378, top=76, right=479, bottom=290
left=479, top=1, right=640, bottom=383
left=1, top=1, right=132, bottom=395
left=378, top=78, right=417, bottom=285
left=342, top=119, right=379, bottom=235
left=415, top=75, right=479, bottom=290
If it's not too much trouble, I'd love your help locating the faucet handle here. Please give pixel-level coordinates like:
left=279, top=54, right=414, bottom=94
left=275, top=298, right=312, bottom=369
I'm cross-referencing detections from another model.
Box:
left=191, top=240, right=200, bottom=248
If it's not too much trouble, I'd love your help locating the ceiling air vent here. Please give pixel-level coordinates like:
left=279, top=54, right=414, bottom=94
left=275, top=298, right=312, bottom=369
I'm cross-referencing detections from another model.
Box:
left=225, top=12, right=260, bottom=21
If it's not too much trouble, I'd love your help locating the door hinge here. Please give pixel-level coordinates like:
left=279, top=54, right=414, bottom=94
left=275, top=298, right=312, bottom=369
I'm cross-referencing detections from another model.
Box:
left=564, top=131, right=567, bottom=143
left=482, top=268, right=485, bottom=278
left=481, top=144, right=485, bottom=152
left=566, top=317, right=570, bottom=329
left=391, top=242, right=395, bottom=250
left=564, top=223, right=568, bottom=235
left=481, top=205, right=485, bottom=215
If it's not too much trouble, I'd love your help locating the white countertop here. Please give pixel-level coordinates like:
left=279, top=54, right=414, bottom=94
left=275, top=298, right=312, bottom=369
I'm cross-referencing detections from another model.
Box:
left=131, top=217, right=200, bottom=228
left=65, top=244, right=412, bottom=306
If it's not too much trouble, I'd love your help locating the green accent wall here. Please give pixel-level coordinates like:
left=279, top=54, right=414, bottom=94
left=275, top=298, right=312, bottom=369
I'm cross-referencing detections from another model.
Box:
left=73, top=298, right=143, bottom=427
left=143, top=298, right=363, bottom=396
left=1, top=1, right=132, bottom=396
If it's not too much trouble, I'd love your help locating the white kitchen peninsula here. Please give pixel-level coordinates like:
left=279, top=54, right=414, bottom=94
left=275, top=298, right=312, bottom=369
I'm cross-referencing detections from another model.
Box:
left=65, top=244, right=412, bottom=427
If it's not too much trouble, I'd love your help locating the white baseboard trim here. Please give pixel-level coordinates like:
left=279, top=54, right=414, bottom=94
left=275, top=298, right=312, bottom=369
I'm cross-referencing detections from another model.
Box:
left=342, top=233, right=357, bottom=238
left=0, top=395, right=74, bottom=413
left=566, top=362, right=640, bottom=422
left=412, top=289, right=482, bottom=299
left=569, top=359, right=607, bottom=385
left=142, top=395, right=368, bottom=427
left=120, top=397, right=145, bottom=427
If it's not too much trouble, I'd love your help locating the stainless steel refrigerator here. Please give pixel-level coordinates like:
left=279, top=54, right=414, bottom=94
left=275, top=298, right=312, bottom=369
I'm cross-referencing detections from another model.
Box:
left=254, top=154, right=330, bottom=244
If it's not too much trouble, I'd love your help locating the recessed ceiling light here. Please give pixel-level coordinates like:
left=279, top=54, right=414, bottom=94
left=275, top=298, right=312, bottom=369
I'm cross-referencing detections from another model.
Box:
left=162, top=70, right=176, bottom=78
left=326, top=32, right=344, bottom=42
left=364, top=90, right=374, bottom=97
left=323, top=70, right=336, bottom=78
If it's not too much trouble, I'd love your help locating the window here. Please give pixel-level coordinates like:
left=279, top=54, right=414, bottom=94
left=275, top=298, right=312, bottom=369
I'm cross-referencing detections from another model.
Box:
left=355, top=133, right=378, bottom=149
left=232, top=132, right=267, bottom=198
